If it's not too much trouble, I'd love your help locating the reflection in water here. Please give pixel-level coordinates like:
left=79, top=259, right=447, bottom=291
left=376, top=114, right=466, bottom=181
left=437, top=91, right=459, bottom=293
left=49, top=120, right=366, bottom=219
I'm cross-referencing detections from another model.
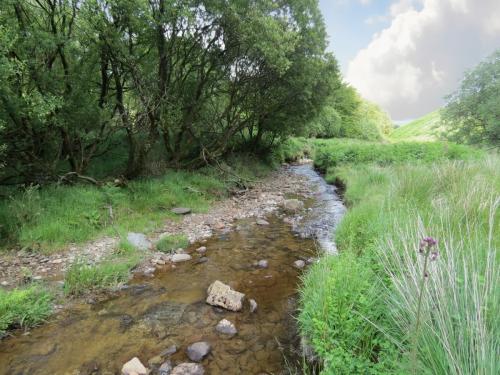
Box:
left=0, top=165, right=345, bottom=375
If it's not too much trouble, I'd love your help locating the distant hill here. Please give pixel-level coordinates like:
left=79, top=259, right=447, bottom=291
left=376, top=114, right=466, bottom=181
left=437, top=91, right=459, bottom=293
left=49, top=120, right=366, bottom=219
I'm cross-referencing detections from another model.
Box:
left=390, top=111, right=444, bottom=141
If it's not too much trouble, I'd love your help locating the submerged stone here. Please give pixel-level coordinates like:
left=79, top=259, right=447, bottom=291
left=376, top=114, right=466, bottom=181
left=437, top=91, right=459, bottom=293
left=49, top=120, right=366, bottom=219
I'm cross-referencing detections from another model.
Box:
left=206, top=280, right=245, bottom=311
left=216, top=319, right=237, bottom=335
left=186, top=341, right=211, bottom=362
left=171, top=363, right=205, bottom=375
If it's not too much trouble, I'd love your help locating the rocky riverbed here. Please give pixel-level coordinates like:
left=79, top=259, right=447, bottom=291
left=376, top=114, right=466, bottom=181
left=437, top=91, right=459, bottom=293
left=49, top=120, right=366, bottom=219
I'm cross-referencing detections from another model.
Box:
left=0, top=163, right=346, bottom=374
left=0, top=164, right=313, bottom=289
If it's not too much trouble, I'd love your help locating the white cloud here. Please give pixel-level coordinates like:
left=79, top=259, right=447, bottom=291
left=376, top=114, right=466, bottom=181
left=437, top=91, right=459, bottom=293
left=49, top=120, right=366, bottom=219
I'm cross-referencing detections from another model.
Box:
left=346, top=0, right=500, bottom=120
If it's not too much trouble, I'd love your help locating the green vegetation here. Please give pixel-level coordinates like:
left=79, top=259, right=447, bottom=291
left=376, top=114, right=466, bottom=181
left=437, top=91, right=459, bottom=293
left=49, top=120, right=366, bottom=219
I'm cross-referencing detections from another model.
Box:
left=0, top=0, right=339, bottom=184
left=64, top=242, right=141, bottom=296
left=0, top=170, right=225, bottom=251
left=299, top=140, right=499, bottom=374
left=390, top=111, right=444, bottom=141
left=313, top=138, right=478, bottom=171
left=156, top=234, right=189, bottom=253
left=305, top=86, right=393, bottom=141
left=0, top=286, right=52, bottom=336
left=442, top=49, right=500, bottom=146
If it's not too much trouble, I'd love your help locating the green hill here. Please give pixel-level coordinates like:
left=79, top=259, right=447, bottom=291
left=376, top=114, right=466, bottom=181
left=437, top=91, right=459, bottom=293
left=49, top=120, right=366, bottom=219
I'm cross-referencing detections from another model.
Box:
left=390, top=110, right=444, bottom=141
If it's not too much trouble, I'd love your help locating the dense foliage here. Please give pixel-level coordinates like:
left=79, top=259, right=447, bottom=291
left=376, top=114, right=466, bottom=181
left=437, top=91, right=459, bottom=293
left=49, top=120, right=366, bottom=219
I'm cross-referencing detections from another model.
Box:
left=305, top=85, right=393, bottom=140
left=0, top=0, right=338, bottom=184
left=442, top=49, right=500, bottom=146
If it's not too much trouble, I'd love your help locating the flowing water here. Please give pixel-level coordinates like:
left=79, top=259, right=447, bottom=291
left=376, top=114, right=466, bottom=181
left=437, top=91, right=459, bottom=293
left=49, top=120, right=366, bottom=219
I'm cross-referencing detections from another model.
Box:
left=0, top=164, right=345, bottom=375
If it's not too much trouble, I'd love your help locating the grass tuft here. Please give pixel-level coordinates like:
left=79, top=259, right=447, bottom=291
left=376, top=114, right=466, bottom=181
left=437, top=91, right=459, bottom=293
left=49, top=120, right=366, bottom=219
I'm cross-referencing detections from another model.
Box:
left=0, top=286, right=52, bottom=336
left=156, top=234, right=189, bottom=253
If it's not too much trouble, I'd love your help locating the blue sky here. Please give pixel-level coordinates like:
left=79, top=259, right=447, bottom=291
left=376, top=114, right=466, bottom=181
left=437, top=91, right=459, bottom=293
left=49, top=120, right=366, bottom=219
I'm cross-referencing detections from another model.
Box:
left=319, top=0, right=392, bottom=73
left=317, top=0, right=500, bottom=121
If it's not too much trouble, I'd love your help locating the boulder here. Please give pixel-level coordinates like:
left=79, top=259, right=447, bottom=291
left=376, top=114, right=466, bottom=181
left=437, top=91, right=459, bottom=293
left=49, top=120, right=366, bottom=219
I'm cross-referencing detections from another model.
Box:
left=283, top=199, right=304, bottom=213
left=127, top=233, right=152, bottom=250
left=121, top=357, right=147, bottom=375
left=215, top=319, right=237, bottom=335
left=206, top=280, right=245, bottom=311
left=186, top=341, right=211, bottom=362
left=172, top=254, right=192, bottom=263
left=256, top=219, right=269, bottom=226
left=171, top=207, right=191, bottom=215
left=171, top=363, right=205, bottom=375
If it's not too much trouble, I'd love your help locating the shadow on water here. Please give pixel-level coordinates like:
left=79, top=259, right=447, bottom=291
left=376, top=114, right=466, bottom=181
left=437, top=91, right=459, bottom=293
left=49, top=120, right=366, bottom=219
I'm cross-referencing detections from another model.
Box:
left=0, top=164, right=345, bottom=375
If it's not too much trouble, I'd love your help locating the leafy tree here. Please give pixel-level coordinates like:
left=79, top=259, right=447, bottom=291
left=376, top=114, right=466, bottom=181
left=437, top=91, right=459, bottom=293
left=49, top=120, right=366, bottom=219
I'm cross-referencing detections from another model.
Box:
left=442, top=49, right=500, bottom=146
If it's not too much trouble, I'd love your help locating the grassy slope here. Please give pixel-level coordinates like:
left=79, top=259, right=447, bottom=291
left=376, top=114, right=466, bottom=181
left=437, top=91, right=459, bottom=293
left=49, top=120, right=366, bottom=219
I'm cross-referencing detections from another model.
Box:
left=390, top=111, right=444, bottom=141
left=293, top=138, right=498, bottom=374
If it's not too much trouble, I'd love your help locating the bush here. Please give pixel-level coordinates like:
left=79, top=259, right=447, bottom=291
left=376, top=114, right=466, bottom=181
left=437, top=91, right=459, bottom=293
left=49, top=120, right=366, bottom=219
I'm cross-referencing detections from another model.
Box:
left=0, top=286, right=52, bottom=336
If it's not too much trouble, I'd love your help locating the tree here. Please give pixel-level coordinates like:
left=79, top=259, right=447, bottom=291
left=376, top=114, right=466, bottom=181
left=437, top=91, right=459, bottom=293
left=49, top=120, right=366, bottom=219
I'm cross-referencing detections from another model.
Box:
left=442, top=49, right=500, bottom=146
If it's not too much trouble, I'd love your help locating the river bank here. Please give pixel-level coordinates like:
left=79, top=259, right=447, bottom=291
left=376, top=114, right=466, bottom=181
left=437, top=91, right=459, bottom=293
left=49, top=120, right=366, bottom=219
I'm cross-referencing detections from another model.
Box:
left=0, top=163, right=347, bottom=374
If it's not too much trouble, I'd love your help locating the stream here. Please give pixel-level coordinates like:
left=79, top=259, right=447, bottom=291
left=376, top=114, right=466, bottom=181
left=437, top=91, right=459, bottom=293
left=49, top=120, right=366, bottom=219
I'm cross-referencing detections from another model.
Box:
left=0, top=164, right=346, bottom=375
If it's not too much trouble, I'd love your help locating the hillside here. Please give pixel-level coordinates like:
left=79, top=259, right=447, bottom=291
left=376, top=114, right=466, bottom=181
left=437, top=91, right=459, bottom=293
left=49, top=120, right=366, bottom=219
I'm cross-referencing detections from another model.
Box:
left=390, top=110, right=444, bottom=141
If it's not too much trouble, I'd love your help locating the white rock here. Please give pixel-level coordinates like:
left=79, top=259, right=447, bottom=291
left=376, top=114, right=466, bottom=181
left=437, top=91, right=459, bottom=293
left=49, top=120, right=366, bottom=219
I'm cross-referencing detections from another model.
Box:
left=294, top=260, right=306, bottom=269
left=196, top=246, right=207, bottom=254
left=249, top=299, right=258, bottom=313
left=257, top=260, right=268, bottom=269
left=127, top=232, right=152, bottom=250
left=172, top=254, right=192, bottom=263
left=206, top=280, right=245, bottom=311
left=171, top=363, right=204, bottom=375
left=256, top=219, right=269, bottom=226
left=215, top=319, right=237, bottom=335
left=121, top=357, right=148, bottom=375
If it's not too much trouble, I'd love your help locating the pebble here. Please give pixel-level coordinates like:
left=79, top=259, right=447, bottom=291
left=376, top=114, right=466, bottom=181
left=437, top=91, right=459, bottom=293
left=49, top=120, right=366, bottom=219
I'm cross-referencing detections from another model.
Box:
left=249, top=299, right=258, bottom=313
left=186, top=341, right=211, bottom=362
left=172, top=254, right=192, bottom=263
left=160, top=345, right=178, bottom=357
left=196, top=246, right=207, bottom=254
left=121, top=357, right=147, bottom=375
left=158, top=360, right=173, bottom=375
left=294, top=260, right=306, bottom=269
left=171, top=363, right=204, bottom=375
left=257, top=260, right=268, bottom=269
left=215, top=319, right=237, bottom=335
left=256, top=219, right=269, bottom=226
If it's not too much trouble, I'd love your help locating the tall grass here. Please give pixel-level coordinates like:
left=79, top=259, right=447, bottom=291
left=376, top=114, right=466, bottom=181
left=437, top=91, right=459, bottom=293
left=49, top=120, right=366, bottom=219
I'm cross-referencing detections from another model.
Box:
left=299, top=155, right=499, bottom=374
left=0, top=286, right=52, bottom=336
left=377, top=162, right=499, bottom=374
left=0, top=156, right=272, bottom=252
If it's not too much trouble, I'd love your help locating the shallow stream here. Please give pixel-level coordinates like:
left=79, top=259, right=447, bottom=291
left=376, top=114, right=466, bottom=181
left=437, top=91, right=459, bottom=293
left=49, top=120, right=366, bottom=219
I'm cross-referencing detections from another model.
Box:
left=0, top=164, right=345, bottom=375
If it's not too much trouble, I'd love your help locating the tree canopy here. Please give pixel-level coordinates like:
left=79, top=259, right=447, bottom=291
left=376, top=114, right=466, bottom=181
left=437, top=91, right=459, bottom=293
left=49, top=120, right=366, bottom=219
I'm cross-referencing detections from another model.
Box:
left=442, top=49, right=500, bottom=147
left=0, top=0, right=340, bottom=184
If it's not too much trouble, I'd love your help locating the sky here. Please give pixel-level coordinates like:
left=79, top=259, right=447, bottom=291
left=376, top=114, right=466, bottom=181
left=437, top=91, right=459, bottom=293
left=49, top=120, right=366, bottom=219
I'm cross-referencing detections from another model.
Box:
left=319, top=0, right=500, bottom=121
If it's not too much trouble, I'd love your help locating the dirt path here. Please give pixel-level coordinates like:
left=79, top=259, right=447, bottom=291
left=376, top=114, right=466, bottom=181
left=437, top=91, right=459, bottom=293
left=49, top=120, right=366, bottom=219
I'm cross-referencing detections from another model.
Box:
left=0, top=165, right=313, bottom=289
